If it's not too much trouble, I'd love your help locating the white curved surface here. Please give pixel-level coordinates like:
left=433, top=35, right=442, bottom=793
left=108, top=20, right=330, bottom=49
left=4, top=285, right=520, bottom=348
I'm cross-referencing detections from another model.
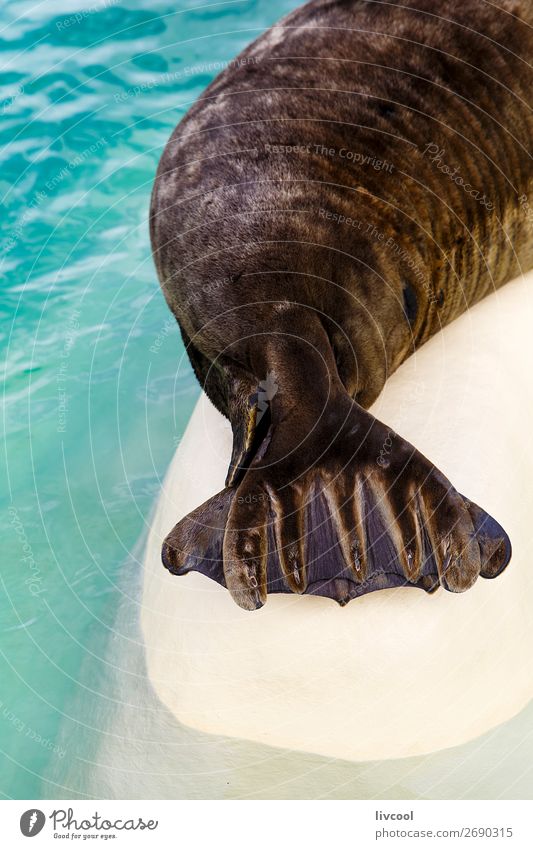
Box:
left=142, top=272, right=533, bottom=761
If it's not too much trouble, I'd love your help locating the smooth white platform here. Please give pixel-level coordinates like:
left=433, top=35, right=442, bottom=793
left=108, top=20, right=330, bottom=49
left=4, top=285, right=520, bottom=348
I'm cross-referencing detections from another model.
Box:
left=142, top=272, right=533, bottom=761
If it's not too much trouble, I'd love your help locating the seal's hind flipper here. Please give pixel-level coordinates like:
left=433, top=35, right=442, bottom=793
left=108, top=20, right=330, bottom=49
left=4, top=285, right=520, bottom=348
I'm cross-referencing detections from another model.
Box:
left=205, top=395, right=512, bottom=610
left=161, top=489, right=231, bottom=587
left=468, top=501, right=512, bottom=579
left=161, top=403, right=512, bottom=610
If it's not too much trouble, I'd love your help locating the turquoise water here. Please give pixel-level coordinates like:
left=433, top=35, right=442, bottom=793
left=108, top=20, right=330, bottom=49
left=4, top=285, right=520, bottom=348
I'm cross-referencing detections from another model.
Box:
left=0, top=0, right=296, bottom=798
left=2, top=0, right=533, bottom=802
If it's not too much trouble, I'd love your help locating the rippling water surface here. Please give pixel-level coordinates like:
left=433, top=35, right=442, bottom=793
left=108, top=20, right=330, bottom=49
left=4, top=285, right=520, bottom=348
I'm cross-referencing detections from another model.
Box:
left=2, top=0, right=533, bottom=801
left=0, top=0, right=295, bottom=798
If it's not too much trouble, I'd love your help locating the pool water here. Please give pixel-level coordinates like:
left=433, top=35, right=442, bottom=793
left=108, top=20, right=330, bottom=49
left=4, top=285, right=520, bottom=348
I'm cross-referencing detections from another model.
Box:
left=2, top=0, right=533, bottom=801
left=0, top=0, right=296, bottom=798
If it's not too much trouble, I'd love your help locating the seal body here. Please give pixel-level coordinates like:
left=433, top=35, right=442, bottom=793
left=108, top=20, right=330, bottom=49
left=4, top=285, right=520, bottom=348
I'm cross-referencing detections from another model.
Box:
left=150, top=0, right=532, bottom=609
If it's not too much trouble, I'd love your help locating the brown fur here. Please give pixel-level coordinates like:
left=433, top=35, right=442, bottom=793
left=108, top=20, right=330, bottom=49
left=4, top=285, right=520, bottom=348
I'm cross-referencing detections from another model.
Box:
left=151, top=0, right=532, bottom=609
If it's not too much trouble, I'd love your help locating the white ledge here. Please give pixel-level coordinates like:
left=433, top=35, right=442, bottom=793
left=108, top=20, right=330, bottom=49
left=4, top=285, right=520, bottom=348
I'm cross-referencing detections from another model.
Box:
left=142, top=272, right=533, bottom=761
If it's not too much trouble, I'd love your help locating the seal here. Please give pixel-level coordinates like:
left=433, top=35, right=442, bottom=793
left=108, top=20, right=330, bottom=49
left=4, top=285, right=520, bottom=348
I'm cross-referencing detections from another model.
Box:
left=150, top=0, right=533, bottom=610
